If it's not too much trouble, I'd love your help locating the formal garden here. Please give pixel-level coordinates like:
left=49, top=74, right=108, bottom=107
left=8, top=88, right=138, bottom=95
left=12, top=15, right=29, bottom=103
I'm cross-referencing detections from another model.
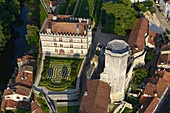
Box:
left=39, top=56, right=83, bottom=91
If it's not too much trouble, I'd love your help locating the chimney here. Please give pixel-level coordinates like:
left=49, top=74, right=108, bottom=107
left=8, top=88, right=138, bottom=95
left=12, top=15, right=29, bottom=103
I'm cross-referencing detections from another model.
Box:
left=77, top=24, right=79, bottom=34
left=78, top=18, right=82, bottom=23
left=53, top=16, right=57, bottom=21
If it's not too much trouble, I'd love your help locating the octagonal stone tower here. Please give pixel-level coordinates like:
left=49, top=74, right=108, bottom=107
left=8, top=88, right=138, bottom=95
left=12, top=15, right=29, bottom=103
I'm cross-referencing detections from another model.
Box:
left=100, top=39, right=129, bottom=102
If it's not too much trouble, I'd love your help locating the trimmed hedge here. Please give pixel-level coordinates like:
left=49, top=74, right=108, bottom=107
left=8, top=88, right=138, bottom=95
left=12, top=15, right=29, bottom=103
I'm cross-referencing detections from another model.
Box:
left=59, top=0, right=70, bottom=14
left=95, top=0, right=102, bottom=26
left=68, top=0, right=77, bottom=15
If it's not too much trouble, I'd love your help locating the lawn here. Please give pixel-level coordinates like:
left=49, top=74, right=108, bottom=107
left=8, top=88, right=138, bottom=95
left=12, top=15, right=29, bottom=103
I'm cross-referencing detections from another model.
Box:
left=57, top=106, right=80, bottom=113
left=39, top=2, right=48, bottom=27
left=39, top=56, right=83, bottom=91
left=76, top=0, right=94, bottom=18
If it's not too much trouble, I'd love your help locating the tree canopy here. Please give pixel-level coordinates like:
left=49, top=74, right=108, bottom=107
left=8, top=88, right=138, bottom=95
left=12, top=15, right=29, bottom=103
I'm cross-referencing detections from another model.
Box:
left=134, top=68, right=148, bottom=84
left=0, top=0, right=20, bottom=53
left=102, top=2, right=138, bottom=36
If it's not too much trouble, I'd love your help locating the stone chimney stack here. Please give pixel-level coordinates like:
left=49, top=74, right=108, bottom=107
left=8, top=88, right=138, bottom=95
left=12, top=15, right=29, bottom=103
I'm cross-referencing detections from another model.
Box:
left=78, top=18, right=82, bottom=23
left=53, top=15, right=57, bottom=21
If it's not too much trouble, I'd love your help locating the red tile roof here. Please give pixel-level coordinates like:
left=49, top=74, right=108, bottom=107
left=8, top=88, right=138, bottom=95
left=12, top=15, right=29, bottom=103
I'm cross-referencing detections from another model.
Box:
left=15, top=71, right=33, bottom=87
left=147, top=30, right=160, bottom=47
left=1, top=98, right=27, bottom=111
left=166, top=1, right=170, bottom=4
left=31, top=101, right=43, bottom=113
left=3, top=85, right=31, bottom=97
left=144, top=83, right=156, bottom=96
left=144, top=97, right=160, bottom=113
left=157, top=54, right=170, bottom=65
left=160, top=44, right=170, bottom=52
left=128, top=18, right=148, bottom=53
left=162, top=71, right=170, bottom=83
left=156, top=78, right=169, bottom=98
left=79, top=80, right=111, bottom=113
left=17, top=55, right=35, bottom=63
left=43, top=14, right=88, bottom=35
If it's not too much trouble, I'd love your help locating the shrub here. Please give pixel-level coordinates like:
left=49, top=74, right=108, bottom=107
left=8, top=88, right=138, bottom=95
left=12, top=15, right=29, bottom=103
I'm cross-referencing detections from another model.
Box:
left=141, top=6, right=147, bottom=12
left=145, top=50, right=154, bottom=63
left=143, top=1, right=153, bottom=7
left=60, top=79, right=67, bottom=86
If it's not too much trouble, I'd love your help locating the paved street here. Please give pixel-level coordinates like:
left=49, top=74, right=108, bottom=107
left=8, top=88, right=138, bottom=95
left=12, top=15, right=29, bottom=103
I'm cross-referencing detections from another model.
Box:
left=152, top=0, right=170, bottom=32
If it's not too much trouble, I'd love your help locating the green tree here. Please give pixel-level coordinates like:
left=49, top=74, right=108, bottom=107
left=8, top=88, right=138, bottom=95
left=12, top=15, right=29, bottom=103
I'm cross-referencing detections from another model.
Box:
left=141, top=6, right=148, bottom=12
left=145, top=50, right=154, bottom=63
left=134, top=68, right=148, bottom=84
left=150, top=7, right=156, bottom=15
left=102, top=2, right=138, bottom=36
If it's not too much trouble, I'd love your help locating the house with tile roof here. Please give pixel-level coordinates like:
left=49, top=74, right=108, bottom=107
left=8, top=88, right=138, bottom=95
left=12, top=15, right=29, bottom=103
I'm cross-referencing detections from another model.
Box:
left=39, top=14, right=92, bottom=57
left=139, top=70, right=170, bottom=113
left=160, top=44, right=170, bottom=54
left=31, top=101, right=43, bottom=113
left=1, top=98, right=28, bottom=111
left=17, top=55, right=35, bottom=67
left=128, top=18, right=149, bottom=68
left=145, top=30, right=161, bottom=50
left=3, top=85, right=32, bottom=102
left=79, top=79, right=111, bottom=113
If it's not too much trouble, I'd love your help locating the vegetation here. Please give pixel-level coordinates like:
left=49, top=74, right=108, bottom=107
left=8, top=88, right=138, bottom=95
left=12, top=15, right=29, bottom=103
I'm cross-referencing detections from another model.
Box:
left=150, top=7, right=156, bottom=15
left=25, top=24, right=39, bottom=47
left=102, top=2, right=138, bottom=36
left=0, top=0, right=20, bottom=54
left=57, top=106, right=80, bottom=113
left=68, top=0, right=77, bottom=15
left=37, top=97, right=49, bottom=113
left=76, top=0, right=95, bottom=18
left=59, top=0, right=70, bottom=14
left=134, top=68, right=148, bottom=84
left=12, top=109, right=30, bottom=113
left=145, top=50, right=154, bottom=63
left=95, top=0, right=102, bottom=26
left=125, top=94, right=139, bottom=107
left=39, top=57, right=83, bottom=91
left=122, top=107, right=133, bottom=113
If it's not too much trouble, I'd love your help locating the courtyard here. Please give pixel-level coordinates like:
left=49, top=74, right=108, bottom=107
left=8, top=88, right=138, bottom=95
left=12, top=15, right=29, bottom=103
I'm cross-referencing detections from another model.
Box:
left=39, top=56, right=83, bottom=91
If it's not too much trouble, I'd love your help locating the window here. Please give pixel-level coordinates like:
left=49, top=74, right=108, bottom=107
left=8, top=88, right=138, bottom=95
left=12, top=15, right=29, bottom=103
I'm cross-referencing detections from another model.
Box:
left=54, top=43, right=57, bottom=47
left=81, top=45, right=83, bottom=49
left=17, top=97, right=20, bottom=99
left=6, top=97, right=10, bottom=99
left=70, top=44, right=73, bottom=48
left=55, top=49, right=58, bottom=52
left=81, top=39, right=83, bottom=43
left=53, top=37, right=56, bottom=41
left=60, top=44, right=63, bottom=47
left=70, top=50, right=74, bottom=53
left=81, top=50, right=83, bottom=54
left=23, top=97, right=27, bottom=100
left=70, top=38, right=73, bottom=42
left=59, top=38, right=62, bottom=42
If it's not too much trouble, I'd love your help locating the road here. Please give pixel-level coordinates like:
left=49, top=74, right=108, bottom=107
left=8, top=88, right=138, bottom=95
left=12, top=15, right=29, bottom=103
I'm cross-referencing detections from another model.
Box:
left=152, top=0, right=170, bottom=31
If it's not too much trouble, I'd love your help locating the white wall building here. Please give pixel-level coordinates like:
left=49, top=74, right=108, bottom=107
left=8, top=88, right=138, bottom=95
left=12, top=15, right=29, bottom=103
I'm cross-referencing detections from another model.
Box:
left=40, top=14, right=92, bottom=57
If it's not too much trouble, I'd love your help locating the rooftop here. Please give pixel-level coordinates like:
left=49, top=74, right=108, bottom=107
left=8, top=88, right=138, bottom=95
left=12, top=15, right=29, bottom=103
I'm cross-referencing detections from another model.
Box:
left=147, top=30, right=160, bottom=47
left=160, top=44, right=170, bottom=52
left=107, top=39, right=129, bottom=54
left=1, top=98, right=27, bottom=111
left=31, top=101, right=43, bottom=113
left=79, top=79, right=111, bottom=113
left=128, top=18, right=148, bottom=53
left=157, top=54, right=170, bottom=65
left=42, top=14, right=89, bottom=35
left=3, top=85, right=31, bottom=97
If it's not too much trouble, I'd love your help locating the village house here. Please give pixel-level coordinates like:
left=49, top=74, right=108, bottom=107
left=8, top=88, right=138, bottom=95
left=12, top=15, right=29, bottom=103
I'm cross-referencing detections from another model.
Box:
left=1, top=98, right=28, bottom=111
left=79, top=79, right=111, bottom=113
left=3, top=85, right=32, bottom=102
left=17, top=55, right=35, bottom=68
left=39, top=14, right=92, bottom=57
left=139, top=70, right=170, bottom=113
left=157, top=44, right=170, bottom=71
left=128, top=18, right=149, bottom=68
left=31, top=101, right=43, bottom=113
left=145, top=30, right=161, bottom=50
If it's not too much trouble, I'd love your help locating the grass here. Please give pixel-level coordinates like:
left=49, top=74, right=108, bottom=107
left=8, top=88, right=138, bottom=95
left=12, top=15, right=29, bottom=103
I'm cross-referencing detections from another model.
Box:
left=57, top=106, right=80, bottom=113
left=76, top=0, right=94, bottom=18
left=39, top=2, right=48, bottom=27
